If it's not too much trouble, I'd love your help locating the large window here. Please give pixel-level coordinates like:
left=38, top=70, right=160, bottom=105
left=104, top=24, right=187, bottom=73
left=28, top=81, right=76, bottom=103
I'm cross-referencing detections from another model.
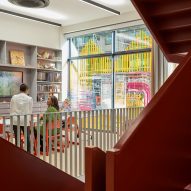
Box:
left=68, top=24, right=152, bottom=111
left=70, top=57, right=112, bottom=110
left=71, top=31, right=112, bottom=57
left=115, top=26, right=152, bottom=52
left=114, top=52, right=152, bottom=108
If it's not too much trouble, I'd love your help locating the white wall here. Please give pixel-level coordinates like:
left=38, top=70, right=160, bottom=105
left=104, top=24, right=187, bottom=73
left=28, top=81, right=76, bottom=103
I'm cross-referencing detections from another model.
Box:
left=62, top=11, right=141, bottom=37
left=0, top=13, right=61, bottom=49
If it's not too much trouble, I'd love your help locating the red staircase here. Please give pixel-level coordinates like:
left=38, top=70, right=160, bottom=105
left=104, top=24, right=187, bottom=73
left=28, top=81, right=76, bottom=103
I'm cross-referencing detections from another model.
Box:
left=1, top=1, right=191, bottom=190
left=131, top=0, right=191, bottom=64
left=104, top=0, right=191, bottom=191
left=0, top=138, right=84, bottom=191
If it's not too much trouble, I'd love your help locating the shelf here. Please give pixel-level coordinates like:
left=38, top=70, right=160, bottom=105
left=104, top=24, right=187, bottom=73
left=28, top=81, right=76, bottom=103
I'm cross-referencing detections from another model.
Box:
left=37, top=57, right=62, bottom=62
left=0, top=40, right=63, bottom=103
left=0, top=64, right=36, bottom=69
left=37, top=68, right=62, bottom=72
left=37, top=81, right=62, bottom=84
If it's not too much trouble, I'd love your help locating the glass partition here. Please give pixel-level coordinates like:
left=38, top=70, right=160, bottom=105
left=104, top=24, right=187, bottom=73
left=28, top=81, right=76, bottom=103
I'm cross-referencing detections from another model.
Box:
left=71, top=31, right=112, bottom=57
left=114, top=52, right=152, bottom=108
left=115, top=25, right=152, bottom=52
left=70, top=57, right=112, bottom=110
left=69, top=24, right=152, bottom=111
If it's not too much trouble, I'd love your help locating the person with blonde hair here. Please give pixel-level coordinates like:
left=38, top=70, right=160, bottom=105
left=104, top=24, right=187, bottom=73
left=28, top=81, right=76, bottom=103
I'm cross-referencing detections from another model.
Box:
left=61, top=98, right=71, bottom=112
left=61, top=98, right=71, bottom=129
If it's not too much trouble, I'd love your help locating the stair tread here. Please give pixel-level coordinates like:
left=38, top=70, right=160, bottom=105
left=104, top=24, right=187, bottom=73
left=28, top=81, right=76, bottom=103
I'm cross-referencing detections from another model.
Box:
left=167, top=39, right=191, bottom=44
left=185, top=184, right=191, bottom=191
left=132, top=0, right=191, bottom=61
left=159, top=23, right=191, bottom=32
left=151, top=7, right=191, bottom=17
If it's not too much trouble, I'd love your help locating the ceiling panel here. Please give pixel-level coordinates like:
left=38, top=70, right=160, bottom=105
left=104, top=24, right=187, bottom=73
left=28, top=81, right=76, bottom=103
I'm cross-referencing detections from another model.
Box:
left=0, top=0, right=135, bottom=26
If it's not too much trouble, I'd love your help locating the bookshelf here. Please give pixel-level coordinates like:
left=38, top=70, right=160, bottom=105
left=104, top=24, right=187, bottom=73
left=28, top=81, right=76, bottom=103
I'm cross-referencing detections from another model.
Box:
left=0, top=40, right=62, bottom=103
left=37, top=47, right=62, bottom=101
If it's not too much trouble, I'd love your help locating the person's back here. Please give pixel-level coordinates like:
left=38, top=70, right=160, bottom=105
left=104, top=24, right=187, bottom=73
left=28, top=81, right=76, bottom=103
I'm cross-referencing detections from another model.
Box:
left=11, top=93, right=33, bottom=126
left=10, top=83, right=33, bottom=152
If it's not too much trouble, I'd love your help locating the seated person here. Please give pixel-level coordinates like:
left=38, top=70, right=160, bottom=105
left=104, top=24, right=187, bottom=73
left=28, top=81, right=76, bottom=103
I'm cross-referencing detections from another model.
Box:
left=61, top=98, right=71, bottom=112
left=34, top=95, right=60, bottom=151
left=60, top=98, right=71, bottom=128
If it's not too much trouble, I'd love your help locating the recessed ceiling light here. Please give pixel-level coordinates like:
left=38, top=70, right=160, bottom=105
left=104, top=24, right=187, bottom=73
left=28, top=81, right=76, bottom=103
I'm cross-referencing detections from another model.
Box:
left=0, top=0, right=67, bottom=20
left=0, top=9, right=61, bottom=26
left=79, top=0, right=120, bottom=15
left=8, top=0, right=50, bottom=8
left=96, top=0, right=126, bottom=6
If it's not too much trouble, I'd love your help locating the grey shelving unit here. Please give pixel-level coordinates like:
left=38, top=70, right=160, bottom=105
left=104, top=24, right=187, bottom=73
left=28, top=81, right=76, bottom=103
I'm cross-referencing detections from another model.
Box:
left=0, top=40, right=62, bottom=103
left=36, top=46, right=62, bottom=101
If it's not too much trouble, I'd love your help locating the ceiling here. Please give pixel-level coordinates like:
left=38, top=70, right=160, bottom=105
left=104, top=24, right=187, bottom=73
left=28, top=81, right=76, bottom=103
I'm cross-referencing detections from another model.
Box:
left=0, top=0, right=135, bottom=26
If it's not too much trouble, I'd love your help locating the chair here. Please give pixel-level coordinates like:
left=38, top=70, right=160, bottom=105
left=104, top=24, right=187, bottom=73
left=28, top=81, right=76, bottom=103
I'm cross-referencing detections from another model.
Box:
left=0, top=123, right=10, bottom=141
left=34, top=120, right=64, bottom=156
left=46, top=120, right=65, bottom=155
left=65, top=116, right=80, bottom=147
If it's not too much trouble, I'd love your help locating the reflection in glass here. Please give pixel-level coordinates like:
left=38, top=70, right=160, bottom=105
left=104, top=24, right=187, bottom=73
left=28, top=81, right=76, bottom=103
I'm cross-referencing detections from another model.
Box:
left=70, top=57, right=112, bottom=110
left=116, top=25, right=152, bottom=52
left=114, top=53, right=152, bottom=108
left=69, top=24, right=153, bottom=111
left=71, top=31, right=112, bottom=57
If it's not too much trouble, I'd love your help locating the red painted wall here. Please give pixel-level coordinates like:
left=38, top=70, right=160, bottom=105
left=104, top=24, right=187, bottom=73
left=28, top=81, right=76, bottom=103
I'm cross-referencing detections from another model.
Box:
left=106, top=52, right=191, bottom=191
left=0, top=138, right=84, bottom=191
left=85, top=147, right=106, bottom=191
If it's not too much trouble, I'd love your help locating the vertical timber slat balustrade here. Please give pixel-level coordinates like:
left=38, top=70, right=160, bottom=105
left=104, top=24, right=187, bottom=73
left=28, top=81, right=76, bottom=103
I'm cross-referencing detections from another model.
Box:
left=37, top=114, right=40, bottom=158
left=65, top=112, right=68, bottom=173
left=30, top=115, right=34, bottom=155
left=79, top=111, right=82, bottom=176
left=103, top=110, right=106, bottom=151
left=17, top=115, right=21, bottom=148
left=100, top=110, right=102, bottom=149
left=83, top=111, right=86, bottom=175
left=88, top=111, right=90, bottom=146
left=74, top=111, right=78, bottom=177
left=10, top=116, right=13, bottom=143
left=48, top=113, right=52, bottom=164
left=70, top=112, right=73, bottom=176
left=92, top=110, right=95, bottom=146
left=59, top=112, right=63, bottom=171
left=24, top=115, right=27, bottom=152
left=54, top=113, right=57, bottom=168
left=96, top=110, right=99, bottom=147
left=0, top=106, right=145, bottom=179
left=43, top=113, right=46, bottom=161
left=107, top=110, right=110, bottom=150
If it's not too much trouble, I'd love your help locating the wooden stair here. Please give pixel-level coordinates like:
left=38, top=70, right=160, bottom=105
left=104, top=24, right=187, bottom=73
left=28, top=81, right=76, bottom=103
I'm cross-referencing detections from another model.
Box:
left=131, top=0, right=191, bottom=63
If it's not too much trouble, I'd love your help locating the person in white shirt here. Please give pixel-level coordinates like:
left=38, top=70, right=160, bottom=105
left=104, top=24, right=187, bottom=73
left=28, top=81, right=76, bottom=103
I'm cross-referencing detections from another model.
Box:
left=10, top=83, right=33, bottom=152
